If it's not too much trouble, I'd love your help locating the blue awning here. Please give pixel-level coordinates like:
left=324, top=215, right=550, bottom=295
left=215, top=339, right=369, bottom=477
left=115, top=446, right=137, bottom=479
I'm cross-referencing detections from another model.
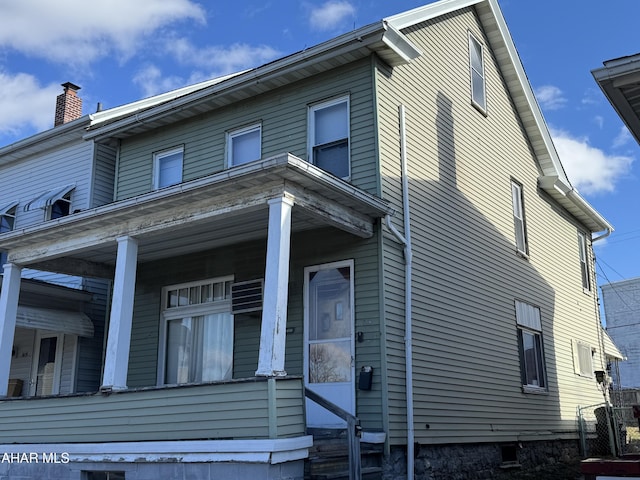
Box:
left=24, top=185, right=74, bottom=211
left=16, top=306, right=94, bottom=337
left=0, top=201, right=18, bottom=215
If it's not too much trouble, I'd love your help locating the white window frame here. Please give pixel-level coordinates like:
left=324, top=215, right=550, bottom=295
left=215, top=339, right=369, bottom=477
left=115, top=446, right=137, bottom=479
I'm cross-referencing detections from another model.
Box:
left=511, top=180, right=528, bottom=256
left=157, top=276, right=234, bottom=386
left=573, top=340, right=594, bottom=378
left=469, top=33, right=486, bottom=112
left=226, top=124, right=262, bottom=168
left=578, top=232, right=591, bottom=292
left=153, top=146, right=184, bottom=189
left=308, top=95, right=351, bottom=179
left=515, top=300, right=546, bottom=393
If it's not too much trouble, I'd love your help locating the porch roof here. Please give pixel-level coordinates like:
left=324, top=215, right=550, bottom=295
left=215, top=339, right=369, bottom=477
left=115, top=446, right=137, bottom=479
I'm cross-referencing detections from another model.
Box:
left=16, top=306, right=94, bottom=337
left=1, top=153, right=393, bottom=277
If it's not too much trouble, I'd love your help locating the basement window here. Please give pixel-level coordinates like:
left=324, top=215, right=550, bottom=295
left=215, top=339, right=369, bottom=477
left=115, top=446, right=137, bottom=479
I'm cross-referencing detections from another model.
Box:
left=84, top=472, right=125, bottom=480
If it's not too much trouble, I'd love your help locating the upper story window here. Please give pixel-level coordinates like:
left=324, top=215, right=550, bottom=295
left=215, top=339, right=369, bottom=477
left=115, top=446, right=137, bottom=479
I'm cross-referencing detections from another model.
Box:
left=227, top=124, right=262, bottom=167
left=23, top=185, right=75, bottom=221
left=468, top=33, right=486, bottom=112
left=577, top=232, right=591, bottom=292
left=0, top=202, right=17, bottom=266
left=515, top=300, right=546, bottom=392
left=309, top=96, right=350, bottom=179
left=0, top=203, right=16, bottom=233
left=49, top=192, right=71, bottom=220
left=154, top=146, right=184, bottom=189
left=511, top=180, right=528, bottom=256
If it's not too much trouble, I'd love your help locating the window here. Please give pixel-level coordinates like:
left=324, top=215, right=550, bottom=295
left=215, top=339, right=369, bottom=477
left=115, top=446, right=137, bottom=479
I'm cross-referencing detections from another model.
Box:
left=48, top=192, right=71, bottom=220
left=515, top=300, right=546, bottom=391
left=0, top=204, right=16, bottom=265
left=154, top=147, right=183, bottom=189
left=23, top=184, right=74, bottom=220
left=309, top=96, right=350, bottom=179
left=84, top=472, right=125, bottom=480
left=573, top=340, right=594, bottom=377
left=578, top=232, right=591, bottom=291
left=160, top=277, right=234, bottom=385
left=469, top=34, right=486, bottom=111
left=227, top=124, right=261, bottom=167
left=511, top=181, right=528, bottom=255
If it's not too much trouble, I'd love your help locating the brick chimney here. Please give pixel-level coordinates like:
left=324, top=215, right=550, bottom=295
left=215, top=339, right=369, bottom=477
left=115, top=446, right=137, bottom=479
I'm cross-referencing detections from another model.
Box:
left=54, top=82, right=83, bottom=126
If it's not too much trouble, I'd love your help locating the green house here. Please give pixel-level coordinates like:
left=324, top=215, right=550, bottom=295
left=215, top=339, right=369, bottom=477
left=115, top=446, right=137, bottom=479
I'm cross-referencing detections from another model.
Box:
left=0, top=1, right=616, bottom=478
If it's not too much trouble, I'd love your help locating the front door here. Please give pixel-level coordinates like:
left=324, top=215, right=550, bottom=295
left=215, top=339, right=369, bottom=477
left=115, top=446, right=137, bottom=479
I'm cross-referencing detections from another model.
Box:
left=304, top=260, right=355, bottom=428
left=29, top=332, right=63, bottom=396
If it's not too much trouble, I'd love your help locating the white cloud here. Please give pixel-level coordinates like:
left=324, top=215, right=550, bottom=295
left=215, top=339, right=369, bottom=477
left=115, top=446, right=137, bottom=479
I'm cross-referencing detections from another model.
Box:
left=166, top=38, right=280, bottom=76
left=535, top=85, right=567, bottom=111
left=308, top=1, right=356, bottom=31
left=0, top=0, right=205, bottom=65
left=132, top=65, right=188, bottom=98
left=0, top=72, right=61, bottom=137
left=613, top=126, right=634, bottom=149
left=551, top=128, right=634, bottom=195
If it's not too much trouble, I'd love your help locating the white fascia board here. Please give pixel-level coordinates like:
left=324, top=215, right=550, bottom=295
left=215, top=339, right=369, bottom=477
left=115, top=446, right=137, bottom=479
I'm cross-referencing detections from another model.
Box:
left=0, top=436, right=314, bottom=464
left=84, top=21, right=417, bottom=142
left=386, top=0, right=482, bottom=29
left=87, top=71, right=247, bottom=128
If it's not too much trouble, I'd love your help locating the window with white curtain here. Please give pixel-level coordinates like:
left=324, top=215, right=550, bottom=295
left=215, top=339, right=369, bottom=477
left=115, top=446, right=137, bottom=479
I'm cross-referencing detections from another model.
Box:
left=160, top=277, right=234, bottom=385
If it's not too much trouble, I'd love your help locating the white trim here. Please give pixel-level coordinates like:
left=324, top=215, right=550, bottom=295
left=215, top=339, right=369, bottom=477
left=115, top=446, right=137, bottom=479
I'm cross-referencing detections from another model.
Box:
left=0, top=263, right=21, bottom=397
left=0, top=436, right=314, bottom=465
left=468, top=32, right=487, bottom=112
left=153, top=146, right=184, bottom=189
left=226, top=123, right=262, bottom=168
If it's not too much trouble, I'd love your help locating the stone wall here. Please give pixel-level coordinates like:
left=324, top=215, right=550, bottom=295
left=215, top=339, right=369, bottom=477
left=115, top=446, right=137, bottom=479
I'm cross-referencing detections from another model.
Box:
left=383, top=440, right=581, bottom=480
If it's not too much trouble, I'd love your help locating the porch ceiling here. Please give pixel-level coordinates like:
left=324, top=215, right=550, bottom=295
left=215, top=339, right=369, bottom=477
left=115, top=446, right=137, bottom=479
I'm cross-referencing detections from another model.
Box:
left=2, top=154, right=393, bottom=277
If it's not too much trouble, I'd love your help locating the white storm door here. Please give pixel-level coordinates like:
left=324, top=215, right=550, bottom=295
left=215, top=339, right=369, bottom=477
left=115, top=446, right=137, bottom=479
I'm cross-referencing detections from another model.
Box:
left=304, top=260, right=355, bottom=428
left=30, top=332, right=63, bottom=396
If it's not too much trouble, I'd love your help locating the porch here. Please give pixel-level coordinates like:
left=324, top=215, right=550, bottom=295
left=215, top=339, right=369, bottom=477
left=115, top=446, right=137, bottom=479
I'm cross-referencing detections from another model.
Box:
left=0, top=376, right=305, bottom=444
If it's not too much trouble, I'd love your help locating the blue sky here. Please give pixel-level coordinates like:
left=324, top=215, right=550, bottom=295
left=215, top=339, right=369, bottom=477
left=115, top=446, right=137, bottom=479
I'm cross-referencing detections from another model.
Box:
left=0, top=0, right=638, bottom=301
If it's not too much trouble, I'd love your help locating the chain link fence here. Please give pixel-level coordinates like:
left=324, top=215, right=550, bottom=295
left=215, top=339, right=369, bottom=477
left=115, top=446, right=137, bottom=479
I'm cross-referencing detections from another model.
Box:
left=578, top=402, right=640, bottom=458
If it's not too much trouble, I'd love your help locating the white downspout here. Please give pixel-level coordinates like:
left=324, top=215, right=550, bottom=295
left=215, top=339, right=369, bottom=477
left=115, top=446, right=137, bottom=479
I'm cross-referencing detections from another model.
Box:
left=385, top=104, right=414, bottom=480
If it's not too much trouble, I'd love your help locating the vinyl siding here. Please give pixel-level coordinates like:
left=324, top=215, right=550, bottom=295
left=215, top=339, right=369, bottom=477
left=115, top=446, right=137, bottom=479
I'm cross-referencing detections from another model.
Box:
left=115, top=58, right=378, bottom=200
left=0, top=377, right=304, bottom=443
left=90, top=143, right=117, bottom=207
left=376, top=7, right=605, bottom=445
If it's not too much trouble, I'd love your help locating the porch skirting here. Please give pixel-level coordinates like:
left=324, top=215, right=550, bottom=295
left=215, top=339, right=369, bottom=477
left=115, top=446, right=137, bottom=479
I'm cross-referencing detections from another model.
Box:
left=0, top=436, right=312, bottom=480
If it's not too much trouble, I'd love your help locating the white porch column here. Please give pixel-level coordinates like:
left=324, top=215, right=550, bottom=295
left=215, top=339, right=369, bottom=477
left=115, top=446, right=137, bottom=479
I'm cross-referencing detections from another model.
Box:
left=101, top=236, right=138, bottom=391
left=256, top=197, right=294, bottom=377
left=0, top=263, right=22, bottom=397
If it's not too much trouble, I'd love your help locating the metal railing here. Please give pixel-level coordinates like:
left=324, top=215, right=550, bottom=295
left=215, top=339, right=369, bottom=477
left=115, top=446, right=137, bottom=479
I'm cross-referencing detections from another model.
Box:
left=305, top=387, right=362, bottom=480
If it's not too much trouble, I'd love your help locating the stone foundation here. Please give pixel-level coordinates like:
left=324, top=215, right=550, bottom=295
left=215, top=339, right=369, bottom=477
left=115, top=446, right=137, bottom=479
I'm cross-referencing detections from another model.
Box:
left=383, top=439, right=581, bottom=480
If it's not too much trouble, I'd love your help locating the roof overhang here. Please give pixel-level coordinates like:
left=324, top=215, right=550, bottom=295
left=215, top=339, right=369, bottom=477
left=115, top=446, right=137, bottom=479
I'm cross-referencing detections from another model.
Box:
left=16, top=306, right=94, bottom=337
left=592, top=54, right=640, bottom=145
left=387, top=0, right=612, bottom=235
left=0, top=153, right=393, bottom=274
left=84, top=22, right=421, bottom=143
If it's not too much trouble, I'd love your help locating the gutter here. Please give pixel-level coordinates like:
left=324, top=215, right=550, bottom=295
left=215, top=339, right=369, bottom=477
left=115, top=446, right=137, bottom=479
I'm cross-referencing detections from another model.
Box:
left=384, top=105, right=414, bottom=480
